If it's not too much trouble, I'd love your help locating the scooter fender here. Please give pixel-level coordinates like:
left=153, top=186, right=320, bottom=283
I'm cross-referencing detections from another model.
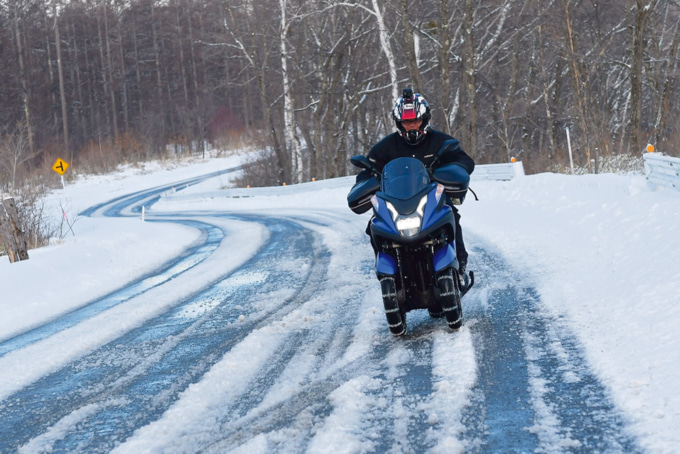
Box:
left=375, top=252, right=398, bottom=276
left=433, top=243, right=457, bottom=272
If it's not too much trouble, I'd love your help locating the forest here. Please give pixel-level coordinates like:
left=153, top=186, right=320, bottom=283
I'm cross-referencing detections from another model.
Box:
left=1, top=0, right=679, bottom=192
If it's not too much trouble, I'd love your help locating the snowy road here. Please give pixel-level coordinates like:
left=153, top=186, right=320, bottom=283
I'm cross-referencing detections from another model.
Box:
left=0, top=169, right=641, bottom=453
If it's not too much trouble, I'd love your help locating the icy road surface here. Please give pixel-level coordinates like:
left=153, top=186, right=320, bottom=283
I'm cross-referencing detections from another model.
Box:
left=0, top=169, right=640, bottom=453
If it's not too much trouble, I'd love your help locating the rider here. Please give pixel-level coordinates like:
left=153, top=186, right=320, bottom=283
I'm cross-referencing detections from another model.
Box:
left=355, top=88, right=475, bottom=284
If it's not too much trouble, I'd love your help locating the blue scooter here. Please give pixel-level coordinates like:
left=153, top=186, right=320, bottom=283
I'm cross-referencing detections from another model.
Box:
left=348, top=140, right=474, bottom=335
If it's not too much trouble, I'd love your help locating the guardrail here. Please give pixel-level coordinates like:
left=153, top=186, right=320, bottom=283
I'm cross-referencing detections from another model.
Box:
left=643, top=152, right=680, bottom=191
left=471, top=161, right=525, bottom=181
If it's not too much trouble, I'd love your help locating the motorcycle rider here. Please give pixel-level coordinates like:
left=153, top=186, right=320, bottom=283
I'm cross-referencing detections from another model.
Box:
left=355, top=88, right=475, bottom=285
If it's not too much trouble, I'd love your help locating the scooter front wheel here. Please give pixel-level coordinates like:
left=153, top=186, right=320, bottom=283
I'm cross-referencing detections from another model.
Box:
left=436, top=269, right=463, bottom=330
left=380, top=276, right=406, bottom=335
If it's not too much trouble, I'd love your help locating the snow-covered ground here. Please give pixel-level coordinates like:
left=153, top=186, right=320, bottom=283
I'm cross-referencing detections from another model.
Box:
left=0, top=155, right=244, bottom=340
left=465, top=172, right=680, bottom=452
left=1, top=153, right=679, bottom=452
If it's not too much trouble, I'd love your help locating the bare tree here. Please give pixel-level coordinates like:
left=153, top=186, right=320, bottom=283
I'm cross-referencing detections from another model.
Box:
left=279, top=0, right=303, bottom=183
left=629, top=0, right=656, bottom=154
left=224, top=0, right=288, bottom=183
left=53, top=0, right=70, bottom=154
left=10, top=0, right=35, bottom=155
left=2, top=0, right=680, bottom=189
left=399, top=0, right=424, bottom=91
left=0, top=122, right=36, bottom=193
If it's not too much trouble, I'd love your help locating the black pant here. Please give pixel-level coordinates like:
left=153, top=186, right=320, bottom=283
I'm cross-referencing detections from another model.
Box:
left=366, top=203, right=467, bottom=264
left=452, top=206, right=468, bottom=266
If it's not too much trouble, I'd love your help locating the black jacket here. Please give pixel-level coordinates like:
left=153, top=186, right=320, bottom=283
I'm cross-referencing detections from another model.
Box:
left=356, top=130, right=475, bottom=183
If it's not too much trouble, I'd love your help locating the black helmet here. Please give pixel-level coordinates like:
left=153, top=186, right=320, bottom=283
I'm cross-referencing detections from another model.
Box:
left=392, top=88, right=431, bottom=145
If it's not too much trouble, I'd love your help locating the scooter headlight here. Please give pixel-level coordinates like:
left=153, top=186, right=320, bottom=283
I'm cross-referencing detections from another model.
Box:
left=395, top=215, right=421, bottom=237
left=392, top=195, right=428, bottom=238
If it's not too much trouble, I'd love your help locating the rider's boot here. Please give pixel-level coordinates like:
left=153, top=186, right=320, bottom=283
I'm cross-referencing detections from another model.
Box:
left=457, top=257, right=469, bottom=290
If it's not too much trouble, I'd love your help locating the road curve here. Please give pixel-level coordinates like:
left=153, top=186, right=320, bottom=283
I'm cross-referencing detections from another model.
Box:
left=0, top=169, right=641, bottom=453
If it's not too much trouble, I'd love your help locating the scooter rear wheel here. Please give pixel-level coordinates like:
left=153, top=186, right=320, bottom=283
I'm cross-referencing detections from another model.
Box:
left=380, top=276, right=406, bottom=335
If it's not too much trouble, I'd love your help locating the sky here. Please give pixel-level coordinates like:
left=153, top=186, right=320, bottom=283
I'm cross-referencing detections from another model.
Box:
left=1, top=151, right=679, bottom=453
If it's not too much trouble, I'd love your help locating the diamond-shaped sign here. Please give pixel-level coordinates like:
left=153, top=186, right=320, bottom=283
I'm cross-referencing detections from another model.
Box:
left=52, top=158, right=69, bottom=175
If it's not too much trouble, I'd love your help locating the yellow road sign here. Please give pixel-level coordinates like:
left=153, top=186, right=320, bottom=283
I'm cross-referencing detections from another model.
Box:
left=52, top=158, right=69, bottom=175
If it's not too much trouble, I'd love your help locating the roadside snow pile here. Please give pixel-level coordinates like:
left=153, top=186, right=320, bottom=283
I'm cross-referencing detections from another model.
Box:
left=464, top=173, right=680, bottom=452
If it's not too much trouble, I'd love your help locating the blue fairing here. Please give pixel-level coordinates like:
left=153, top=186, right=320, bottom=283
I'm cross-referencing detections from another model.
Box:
left=371, top=198, right=398, bottom=234
left=376, top=252, right=397, bottom=275
left=422, top=189, right=451, bottom=231
left=371, top=183, right=455, bottom=244
left=433, top=243, right=456, bottom=272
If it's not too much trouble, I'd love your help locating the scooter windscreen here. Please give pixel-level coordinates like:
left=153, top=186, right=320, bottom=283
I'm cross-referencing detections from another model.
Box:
left=380, top=157, right=430, bottom=200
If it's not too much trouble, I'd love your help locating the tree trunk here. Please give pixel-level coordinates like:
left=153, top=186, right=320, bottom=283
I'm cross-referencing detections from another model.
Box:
left=565, top=0, right=592, bottom=170
left=1, top=198, right=29, bottom=263
left=69, top=17, right=87, bottom=149
left=132, top=18, right=144, bottom=125
left=371, top=0, right=399, bottom=101
left=103, top=1, right=119, bottom=141
left=463, top=0, right=478, bottom=153
left=116, top=16, right=130, bottom=134
left=536, top=8, right=557, bottom=160
left=630, top=0, right=651, bottom=154
left=437, top=0, right=453, bottom=134
left=97, top=6, right=112, bottom=140
left=175, top=4, right=191, bottom=148
left=151, top=2, right=166, bottom=153
left=630, top=0, right=652, bottom=154
left=53, top=0, right=70, bottom=155
left=41, top=0, right=59, bottom=138
left=400, top=0, right=423, bottom=91
left=310, top=39, right=341, bottom=180
left=11, top=2, right=34, bottom=154
left=279, top=0, right=302, bottom=183
left=187, top=0, right=206, bottom=157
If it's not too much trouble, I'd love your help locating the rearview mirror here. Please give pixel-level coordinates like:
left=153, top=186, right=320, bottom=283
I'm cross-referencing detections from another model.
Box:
left=350, top=155, right=371, bottom=169
left=430, top=139, right=458, bottom=168
left=349, top=155, right=379, bottom=175
left=436, top=139, right=458, bottom=158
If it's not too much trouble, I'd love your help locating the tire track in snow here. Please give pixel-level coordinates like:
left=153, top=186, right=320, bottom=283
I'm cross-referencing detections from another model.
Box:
left=0, top=220, right=223, bottom=357
left=460, top=242, right=640, bottom=452
left=0, top=216, right=327, bottom=453
left=80, top=167, right=242, bottom=218
left=191, top=235, right=641, bottom=454
left=199, top=296, right=476, bottom=454
left=158, top=257, right=379, bottom=453
left=0, top=167, right=242, bottom=356
left=189, top=217, right=422, bottom=453
left=521, top=294, right=640, bottom=452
